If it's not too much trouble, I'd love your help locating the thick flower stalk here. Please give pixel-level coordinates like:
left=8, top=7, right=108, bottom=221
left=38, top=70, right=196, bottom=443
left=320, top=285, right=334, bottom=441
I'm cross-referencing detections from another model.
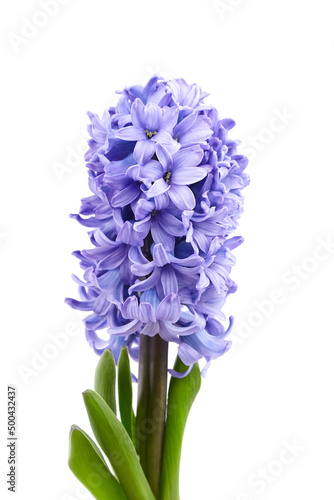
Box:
left=66, top=76, right=249, bottom=500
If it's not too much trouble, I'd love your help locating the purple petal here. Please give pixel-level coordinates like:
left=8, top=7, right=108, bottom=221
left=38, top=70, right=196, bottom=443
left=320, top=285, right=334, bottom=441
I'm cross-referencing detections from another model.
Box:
left=108, top=319, right=141, bottom=336
left=140, top=160, right=164, bottom=182
left=178, top=343, right=202, bottom=364
left=172, top=145, right=204, bottom=170
left=87, top=330, right=110, bottom=353
left=161, top=266, right=178, bottom=296
left=168, top=185, right=196, bottom=210
left=168, top=364, right=194, bottom=379
left=164, top=138, right=182, bottom=155
left=232, top=155, right=248, bottom=171
left=160, top=106, right=179, bottom=134
left=94, top=293, right=110, bottom=315
left=134, top=139, right=156, bottom=165
left=146, top=178, right=170, bottom=198
left=153, top=129, right=175, bottom=146
left=178, top=115, right=213, bottom=144
left=118, top=114, right=132, bottom=128
left=173, top=264, right=202, bottom=283
left=131, top=98, right=145, bottom=128
left=204, top=267, right=221, bottom=292
left=117, top=221, right=144, bottom=246
left=170, top=252, right=202, bottom=266
left=141, top=289, right=160, bottom=309
left=141, top=322, right=160, bottom=337
left=131, top=260, right=155, bottom=277
left=224, top=236, right=244, bottom=250
left=129, top=267, right=161, bottom=293
left=156, top=143, right=172, bottom=170
left=104, top=153, right=135, bottom=176
left=84, top=313, right=107, bottom=330
left=111, top=184, right=140, bottom=207
left=195, top=221, right=223, bottom=236
left=157, top=211, right=185, bottom=236
left=184, top=85, right=201, bottom=108
left=97, top=269, right=120, bottom=291
left=151, top=217, right=175, bottom=251
left=156, top=293, right=181, bottom=322
left=196, top=270, right=211, bottom=290
left=128, top=244, right=149, bottom=265
left=156, top=91, right=172, bottom=108
left=223, top=174, right=245, bottom=189
left=138, top=303, right=156, bottom=323
left=133, top=200, right=155, bottom=220
left=133, top=214, right=151, bottom=235
left=70, top=214, right=109, bottom=228
left=182, top=329, right=231, bottom=359
left=65, top=298, right=95, bottom=311
left=106, top=335, right=127, bottom=361
left=71, top=273, right=90, bottom=287
left=206, top=317, right=227, bottom=337
left=98, top=245, right=127, bottom=270
left=154, top=192, right=170, bottom=210
left=120, top=258, right=134, bottom=285
left=173, top=111, right=198, bottom=139
left=142, top=77, right=159, bottom=101
left=105, top=138, right=136, bottom=161
left=126, top=165, right=141, bottom=182
left=116, top=126, right=146, bottom=141
left=159, top=321, right=181, bottom=342
left=162, top=310, right=205, bottom=336
left=201, top=361, right=212, bottom=377
left=152, top=243, right=170, bottom=267
left=221, top=118, right=235, bottom=130
left=172, top=166, right=207, bottom=186
left=190, top=229, right=209, bottom=253
left=143, top=102, right=162, bottom=131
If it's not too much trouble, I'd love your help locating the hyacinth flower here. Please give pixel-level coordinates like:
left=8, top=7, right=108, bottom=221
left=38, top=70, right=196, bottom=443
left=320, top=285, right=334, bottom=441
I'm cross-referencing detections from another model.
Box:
left=66, top=76, right=249, bottom=500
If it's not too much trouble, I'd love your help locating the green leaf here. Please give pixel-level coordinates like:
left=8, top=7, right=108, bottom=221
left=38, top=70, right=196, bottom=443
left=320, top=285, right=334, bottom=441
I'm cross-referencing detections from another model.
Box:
left=118, top=347, right=135, bottom=443
left=94, top=349, right=117, bottom=414
left=160, top=358, right=201, bottom=500
left=83, top=389, right=156, bottom=500
left=68, top=425, right=127, bottom=500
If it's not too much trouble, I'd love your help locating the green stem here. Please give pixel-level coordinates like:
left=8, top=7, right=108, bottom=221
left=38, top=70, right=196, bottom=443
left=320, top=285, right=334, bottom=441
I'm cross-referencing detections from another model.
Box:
left=147, top=335, right=168, bottom=497
left=136, top=334, right=168, bottom=498
left=136, top=334, right=150, bottom=472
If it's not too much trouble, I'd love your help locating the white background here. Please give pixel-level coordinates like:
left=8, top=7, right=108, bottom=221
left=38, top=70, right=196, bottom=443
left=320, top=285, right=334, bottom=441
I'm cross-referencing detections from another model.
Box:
left=1, top=1, right=333, bottom=499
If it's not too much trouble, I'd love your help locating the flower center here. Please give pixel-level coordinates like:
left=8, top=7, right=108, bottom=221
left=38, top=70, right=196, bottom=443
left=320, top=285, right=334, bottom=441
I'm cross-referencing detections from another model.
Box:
left=151, top=209, right=157, bottom=217
left=145, top=130, right=157, bottom=139
left=163, top=171, right=172, bottom=184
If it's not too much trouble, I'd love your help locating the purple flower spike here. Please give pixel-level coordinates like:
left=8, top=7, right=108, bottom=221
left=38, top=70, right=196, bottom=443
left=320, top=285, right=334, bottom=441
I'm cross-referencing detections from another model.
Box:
left=66, top=76, right=249, bottom=375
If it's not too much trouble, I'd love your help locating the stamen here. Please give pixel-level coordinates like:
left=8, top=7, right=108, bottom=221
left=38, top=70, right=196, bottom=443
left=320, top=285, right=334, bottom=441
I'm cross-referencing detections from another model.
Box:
left=145, top=130, right=157, bottom=139
left=163, top=171, right=172, bottom=183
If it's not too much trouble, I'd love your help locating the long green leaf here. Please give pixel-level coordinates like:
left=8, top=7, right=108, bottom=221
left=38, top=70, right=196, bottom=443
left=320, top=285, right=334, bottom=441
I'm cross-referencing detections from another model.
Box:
left=94, top=349, right=117, bottom=414
left=83, top=389, right=156, bottom=500
left=68, top=425, right=127, bottom=500
left=118, top=347, right=135, bottom=442
left=160, top=358, right=201, bottom=500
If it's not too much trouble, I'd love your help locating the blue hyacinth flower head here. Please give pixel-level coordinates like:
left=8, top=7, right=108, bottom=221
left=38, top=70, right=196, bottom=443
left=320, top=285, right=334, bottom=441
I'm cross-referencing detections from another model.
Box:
left=66, top=76, right=249, bottom=375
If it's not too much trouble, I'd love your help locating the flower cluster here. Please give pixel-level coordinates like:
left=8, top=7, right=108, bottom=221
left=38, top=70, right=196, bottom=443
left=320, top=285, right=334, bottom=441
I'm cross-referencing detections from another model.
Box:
left=66, top=77, right=249, bottom=375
